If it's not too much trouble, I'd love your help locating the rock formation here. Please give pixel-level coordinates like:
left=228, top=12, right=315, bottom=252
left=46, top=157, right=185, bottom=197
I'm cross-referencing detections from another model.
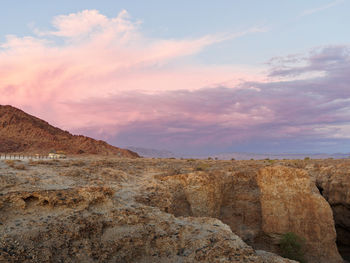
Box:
left=0, top=158, right=300, bottom=263
left=308, top=162, right=350, bottom=261
left=1, top=157, right=349, bottom=262
left=0, top=104, right=138, bottom=157
left=257, top=166, right=342, bottom=263
left=139, top=164, right=343, bottom=262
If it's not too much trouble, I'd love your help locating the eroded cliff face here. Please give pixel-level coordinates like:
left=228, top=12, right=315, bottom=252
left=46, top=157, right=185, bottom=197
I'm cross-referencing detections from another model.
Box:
left=307, top=163, right=350, bottom=261
left=139, top=165, right=343, bottom=263
left=257, top=166, right=341, bottom=263
left=1, top=158, right=300, bottom=263
left=1, top=158, right=349, bottom=262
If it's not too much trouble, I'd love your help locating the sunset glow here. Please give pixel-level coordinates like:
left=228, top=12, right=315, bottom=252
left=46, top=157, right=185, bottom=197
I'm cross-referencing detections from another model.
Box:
left=1, top=1, right=350, bottom=154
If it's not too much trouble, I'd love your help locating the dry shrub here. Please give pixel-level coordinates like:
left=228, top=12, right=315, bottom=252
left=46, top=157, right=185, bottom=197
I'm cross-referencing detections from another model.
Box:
left=29, top=159, right=60, bottom=166
left=5, top=160, right=16, bottom=168
left=163, top=167, right=182, bottom=177
left=69, top=160, right=86, bottom=167
left=293, top=160, right=307, bottom=169
left=4, top=160, right=26, bottom=170
left=14, top=164, right=26, bottom=170
left=99, top=168, right=128, bottom=181
left=195, top=162, right=211, bottom=171
left=90, top=159, right=116, bottom=168
left=86, top=186, right=114, bottom=196
left=60, top=168, right=85, bottom=177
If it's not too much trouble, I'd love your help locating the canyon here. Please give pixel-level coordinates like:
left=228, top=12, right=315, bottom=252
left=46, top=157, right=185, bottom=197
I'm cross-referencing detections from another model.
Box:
left=0, top=157, right=349, bottom=262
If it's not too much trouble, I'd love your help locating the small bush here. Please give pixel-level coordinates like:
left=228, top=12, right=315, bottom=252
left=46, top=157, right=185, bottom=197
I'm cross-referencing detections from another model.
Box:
left=5, top=160, right=16, bottom=168
left=5, top=160, right=26, bottom=170
left=279, top=232, right=307, bottom=263
left=70, top=160, right=86, bottom=167
left=14, top=164, right=26, bottom=170
left=29, top=159, right=60, bottom=166
left=60, top=168, right=84, bottom=177
left=195, top=163, right=211, bottom=171
left=304, top=157, right=310, bottom=161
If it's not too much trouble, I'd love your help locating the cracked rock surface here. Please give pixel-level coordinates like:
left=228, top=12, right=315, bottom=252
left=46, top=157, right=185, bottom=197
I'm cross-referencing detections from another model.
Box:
left=1, top=157, right=348, bottom=262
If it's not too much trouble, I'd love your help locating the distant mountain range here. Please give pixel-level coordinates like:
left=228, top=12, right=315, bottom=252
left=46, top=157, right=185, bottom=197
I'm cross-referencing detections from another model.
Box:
left=209, top=152, right=350, bottom=160
left=127, top=147, right=177, bottom=158
left=0, top=105, right=139, bottom=157
left=3, top=104, right=347, bottom=160
left=128, top=146, right=350, bottom=160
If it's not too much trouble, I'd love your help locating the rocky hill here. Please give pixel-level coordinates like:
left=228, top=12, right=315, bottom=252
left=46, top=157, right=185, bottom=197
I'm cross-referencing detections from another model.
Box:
left=0, top=105, right=138, bottom=157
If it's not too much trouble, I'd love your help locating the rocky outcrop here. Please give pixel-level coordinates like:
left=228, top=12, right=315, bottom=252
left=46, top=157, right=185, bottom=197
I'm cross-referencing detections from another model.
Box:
left=0, top=159, right=298, bottom=263
left=1, top=191, right=264, bottom=262
left=257, top=166, right=342, bottom=263
left=1, top=157, right=347, bottom=262
left=311, top=164, right=350, bottom=261
left=256, top=250, right=298, bottom=263
left=140, top=166, right=343, bottom=262
left=0, top=104, right=138, bottom=157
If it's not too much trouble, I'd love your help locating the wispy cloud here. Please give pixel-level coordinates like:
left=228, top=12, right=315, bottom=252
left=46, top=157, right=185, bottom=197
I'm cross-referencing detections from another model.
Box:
left=301, top=0, right=344, bottom=17
left=0, top=9, right=264, bottom=132
left=64, top=46, right=350, bottom=153
left=2, top=10, right=349, bottom=153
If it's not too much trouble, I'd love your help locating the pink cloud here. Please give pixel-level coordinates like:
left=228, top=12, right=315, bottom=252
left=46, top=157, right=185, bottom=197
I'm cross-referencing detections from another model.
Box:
left=0, top=9, right=264, bottom=133
left=7, top=10, right=349, bottom=153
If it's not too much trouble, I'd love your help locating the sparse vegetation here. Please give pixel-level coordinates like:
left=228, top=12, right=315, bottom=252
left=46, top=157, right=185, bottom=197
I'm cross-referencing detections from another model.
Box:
left=279, top=232, right=307, bottom=263
left=29, top=159, right=60, bottom=166
left=60, top=168, right=85, bottom=177
left=69, top=160, right=86, bottom=166
left=195, top=163, right=211, bottom=171
left=5, top=160, right=26, bottom=170
left=5, top=160, right=16, bottom=167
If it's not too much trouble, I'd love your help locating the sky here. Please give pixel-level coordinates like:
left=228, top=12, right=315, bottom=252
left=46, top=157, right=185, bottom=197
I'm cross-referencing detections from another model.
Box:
left=1, top=0, right=350, bottom=154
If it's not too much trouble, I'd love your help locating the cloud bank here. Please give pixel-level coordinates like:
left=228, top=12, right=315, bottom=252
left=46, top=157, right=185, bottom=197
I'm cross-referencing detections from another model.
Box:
left=1, top=10, right=349, bottom=153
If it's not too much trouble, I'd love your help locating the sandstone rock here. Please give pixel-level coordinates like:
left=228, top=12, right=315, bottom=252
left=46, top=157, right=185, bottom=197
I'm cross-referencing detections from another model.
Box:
left=141, top=166, right=343, bottom=262
left=256, top=250, right=298, bottom=263
left=257, top=166, right=342, bottom=263
left=0, top=179, right=266, bottom=262
left=314, top=165, right=350, bottom=261
left=1, top=157, right=346, bottom=262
